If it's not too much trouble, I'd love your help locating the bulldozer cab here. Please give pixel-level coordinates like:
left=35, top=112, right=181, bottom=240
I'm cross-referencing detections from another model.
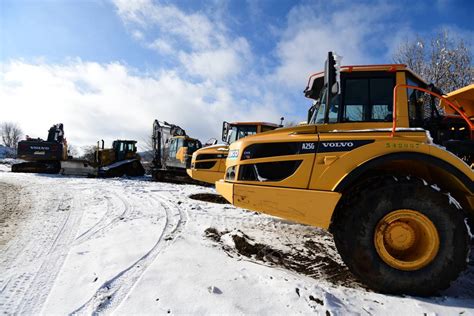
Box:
left=113, top=140, right=138, bottom=161
left=96, top=140, right=139, bottom=167
left=222, top=121, right=279, bottom=144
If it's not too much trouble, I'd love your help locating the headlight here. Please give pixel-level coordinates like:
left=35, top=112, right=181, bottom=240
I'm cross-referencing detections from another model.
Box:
left=225, top=166, right=236, bottom=180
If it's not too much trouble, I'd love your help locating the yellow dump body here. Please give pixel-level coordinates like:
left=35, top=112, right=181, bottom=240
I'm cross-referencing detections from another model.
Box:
left=442, top=84, right=474, bottom=118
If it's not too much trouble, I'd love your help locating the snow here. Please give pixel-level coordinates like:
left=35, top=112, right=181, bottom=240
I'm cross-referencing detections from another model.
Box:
left=0, top=168, right=473, bottom=315
left=330, top=127, right=426, bottom=133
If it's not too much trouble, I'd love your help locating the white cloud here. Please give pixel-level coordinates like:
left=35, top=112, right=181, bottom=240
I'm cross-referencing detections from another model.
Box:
left=111, top=0, right=251, bottom=81
left=0, top=60, right=281, bottom=151
left=148, top=38, right=174, bottom=55
left=273, top=2, right=400, bottom=87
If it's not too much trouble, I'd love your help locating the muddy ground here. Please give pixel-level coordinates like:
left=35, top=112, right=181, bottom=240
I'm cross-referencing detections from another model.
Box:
left=204, top=227, right=363, bottom=289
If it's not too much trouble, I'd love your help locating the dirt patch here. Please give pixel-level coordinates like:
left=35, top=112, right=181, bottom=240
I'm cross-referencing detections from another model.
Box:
left=0, top=182, right=25, bottom=246
left=189, top=193, right=229, bottom=204
left=204, top=227, right=362, bottom=288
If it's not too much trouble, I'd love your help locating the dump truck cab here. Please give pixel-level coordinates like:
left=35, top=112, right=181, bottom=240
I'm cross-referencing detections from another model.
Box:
left=187, top=121, right=279, bottom=184
left=216, top=52, right=473, bottom=296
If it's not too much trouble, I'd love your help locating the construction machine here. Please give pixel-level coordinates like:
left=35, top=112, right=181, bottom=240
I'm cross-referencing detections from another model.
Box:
left=12, top=123, right=68, bottom=173
left=151, top=119, right=203, bottom=183
left=94, top=139, right=145, bottom=177
left=216, top=52, right=473, bottom=296
left=60, top=139, right=145, bottom=177
left=186, top=121, right=280, bottom=184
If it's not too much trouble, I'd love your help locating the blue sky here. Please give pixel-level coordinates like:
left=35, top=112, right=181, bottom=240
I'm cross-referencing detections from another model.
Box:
left=1, top=0, right=473, bottom=149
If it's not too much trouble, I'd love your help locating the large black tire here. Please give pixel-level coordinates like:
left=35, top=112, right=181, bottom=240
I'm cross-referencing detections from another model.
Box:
left=331, top=176, right=470, bottom=296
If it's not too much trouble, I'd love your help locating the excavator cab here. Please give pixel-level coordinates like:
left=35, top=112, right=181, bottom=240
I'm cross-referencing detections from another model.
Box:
left=151, top=119, right=203, bottom=182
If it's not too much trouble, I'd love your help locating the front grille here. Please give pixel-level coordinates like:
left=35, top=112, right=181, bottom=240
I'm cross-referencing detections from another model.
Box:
left=238, top=160, right=302, bottom=182
left=195, top=161, right=217, bottom=169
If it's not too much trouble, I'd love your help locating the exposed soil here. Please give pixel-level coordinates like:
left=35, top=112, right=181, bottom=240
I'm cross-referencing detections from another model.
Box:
left=0, top=182, right=26, bottom=246
left=204, top=227, right=362, bottom=288
left=189, top=193, right=229, bottom=204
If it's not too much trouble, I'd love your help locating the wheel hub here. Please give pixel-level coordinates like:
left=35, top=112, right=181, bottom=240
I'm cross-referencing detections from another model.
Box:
left=384, top=221, right=415, bottom=251
left=374, top=209, right=440, bottom=271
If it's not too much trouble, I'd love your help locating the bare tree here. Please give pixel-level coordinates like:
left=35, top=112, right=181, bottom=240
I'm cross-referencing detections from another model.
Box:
left=393, top=30, right=473, bottom=93
left=67, top=144, right=79, bottom=158
left=1, top=122, right=23, bottom=149
left=80, top=145, right=97, bottom=163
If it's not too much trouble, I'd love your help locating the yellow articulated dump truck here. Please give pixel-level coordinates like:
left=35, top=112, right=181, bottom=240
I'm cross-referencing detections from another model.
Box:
left=186, top=121, right=280, bottom=184
left=216, top=52, right=473, bottom=296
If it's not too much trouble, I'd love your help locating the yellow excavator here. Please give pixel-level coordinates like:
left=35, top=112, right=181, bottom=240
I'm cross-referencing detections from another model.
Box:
left=216, top=52, right=473, bottom=296
left=186, top=121, right=280, bottom=184
left=151, top=119, right=203, bottom=183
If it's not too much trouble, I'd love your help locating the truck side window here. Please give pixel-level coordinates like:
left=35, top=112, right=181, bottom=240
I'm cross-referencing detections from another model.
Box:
left=342, top=75, right=394, bottom=122
left=344, top=78, right=368, bottom=121
left=370, top=78, right=393, bottom=121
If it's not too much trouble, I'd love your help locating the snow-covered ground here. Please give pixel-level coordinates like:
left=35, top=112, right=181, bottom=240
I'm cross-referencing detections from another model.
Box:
left=0, top=163, right=473, bottom=315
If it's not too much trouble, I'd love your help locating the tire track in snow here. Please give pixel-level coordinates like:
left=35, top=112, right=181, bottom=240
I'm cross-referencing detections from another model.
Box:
left=0, top=189, right=83, bottom=314
left=71, top=192, right=187, bottom=315
left=18, top=193, right=84, bottom=315
left=74, top=191, right=130, bottom=245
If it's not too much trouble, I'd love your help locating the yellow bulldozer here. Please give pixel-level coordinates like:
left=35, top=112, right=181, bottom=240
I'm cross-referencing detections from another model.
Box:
left=216, top=52, right=473, bottom=296
left=186, top=121, right=280, bottom=184
left=60, top=139, right=145, bottom=177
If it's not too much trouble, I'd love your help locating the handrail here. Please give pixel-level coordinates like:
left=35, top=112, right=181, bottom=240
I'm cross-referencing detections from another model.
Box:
left=391, top=84, right=474, bottom=137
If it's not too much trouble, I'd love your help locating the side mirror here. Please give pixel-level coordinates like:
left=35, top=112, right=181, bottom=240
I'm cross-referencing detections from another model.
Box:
left=331, top=82, right=339, bottom=95
left=222, top=121, right=230, bottom=142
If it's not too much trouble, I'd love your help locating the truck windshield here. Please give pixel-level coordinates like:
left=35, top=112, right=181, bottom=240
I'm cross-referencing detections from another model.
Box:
left=309, top=87, right=340, bottom=124
left=310, top=88, right=326, bottom=124
left=227, top=125, right=258, bottom=143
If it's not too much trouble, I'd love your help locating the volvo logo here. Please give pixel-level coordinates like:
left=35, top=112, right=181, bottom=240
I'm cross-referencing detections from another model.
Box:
left=322, top=142, right=354, bottom=148
left=30, top=146, right=50, bottom=150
